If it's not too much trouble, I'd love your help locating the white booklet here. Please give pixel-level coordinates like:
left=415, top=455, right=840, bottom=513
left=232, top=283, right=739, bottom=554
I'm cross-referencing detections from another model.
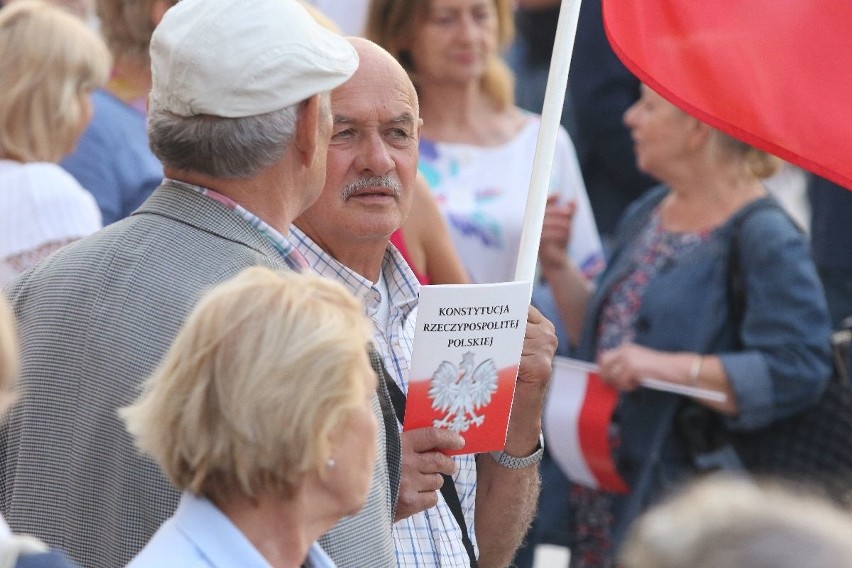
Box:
left=403, top=281, right=532, bottom=455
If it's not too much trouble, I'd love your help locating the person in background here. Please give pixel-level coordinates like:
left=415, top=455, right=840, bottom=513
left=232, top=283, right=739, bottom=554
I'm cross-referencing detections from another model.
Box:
left=292, top=37, right=557, bottom=568
left=808, top=175, right=852, bottom=330
left=389, top=175, right=470, bottom=284
left=59, top=0, right=175, bottom=225
left=0, top=1, right=362, bottom=566
left=540, top=84, right=831, bottom=567
left=122, top=268, right=378, bottom=568
left=0, top=0, right=110, bottom=286
left=507, top=0, right=657, bottom=247
left=620, top=474, right=852, bottom=568
left=366, top=0, right=604, bottom=345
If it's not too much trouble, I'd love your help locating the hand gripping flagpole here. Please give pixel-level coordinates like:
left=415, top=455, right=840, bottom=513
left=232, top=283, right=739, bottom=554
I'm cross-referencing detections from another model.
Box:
left=513, top=0, right=584, bottom=291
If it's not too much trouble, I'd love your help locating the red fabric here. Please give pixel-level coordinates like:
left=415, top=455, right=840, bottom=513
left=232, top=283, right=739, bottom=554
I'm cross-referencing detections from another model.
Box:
left=578, top=372, right=629, bottom=493
left=602, top=0, right=852, bottom=191
left=390, top=229, right=430, bottom=285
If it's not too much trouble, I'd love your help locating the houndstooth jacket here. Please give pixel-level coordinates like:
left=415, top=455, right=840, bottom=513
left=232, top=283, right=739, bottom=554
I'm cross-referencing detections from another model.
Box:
left=0, top=181, right=400, bottom=568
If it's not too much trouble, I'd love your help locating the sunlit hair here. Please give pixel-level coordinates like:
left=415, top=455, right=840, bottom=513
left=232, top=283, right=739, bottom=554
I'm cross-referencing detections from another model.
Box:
left=0, top=297, right=18, bottom=416
left=620, top=474, right=852, bottom=568
left=0, top=0, right=111, bottom=162
left=713, top=131, right=781, bottom=180
left=366, top=0, right=516, bottom=110
left=120, top=267, right=374, bottom=503
left=95, top=0, right=177, bottom=61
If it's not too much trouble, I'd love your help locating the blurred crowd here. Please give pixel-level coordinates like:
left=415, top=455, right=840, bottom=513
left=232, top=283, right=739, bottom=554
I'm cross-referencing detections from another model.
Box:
left=1, top=0, right=851, bottom=567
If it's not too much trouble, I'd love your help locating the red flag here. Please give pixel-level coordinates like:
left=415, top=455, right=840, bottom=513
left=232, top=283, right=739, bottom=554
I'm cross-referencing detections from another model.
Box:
left=544, top=357, right=628, bottom=494
left=602, top=1, right=852, bottom=191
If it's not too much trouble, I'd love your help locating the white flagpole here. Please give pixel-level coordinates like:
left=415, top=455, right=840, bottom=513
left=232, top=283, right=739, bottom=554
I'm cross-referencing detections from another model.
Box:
left=513, top=0, right=584, bottom=288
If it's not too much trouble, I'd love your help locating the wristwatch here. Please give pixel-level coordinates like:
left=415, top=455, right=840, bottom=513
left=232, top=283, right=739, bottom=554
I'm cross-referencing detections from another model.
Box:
left=489, top=432, right=545, bottom=469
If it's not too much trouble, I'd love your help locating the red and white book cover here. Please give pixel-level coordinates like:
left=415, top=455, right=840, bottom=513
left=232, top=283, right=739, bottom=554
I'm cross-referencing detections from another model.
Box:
left=403, top=281, right=532, bottom=455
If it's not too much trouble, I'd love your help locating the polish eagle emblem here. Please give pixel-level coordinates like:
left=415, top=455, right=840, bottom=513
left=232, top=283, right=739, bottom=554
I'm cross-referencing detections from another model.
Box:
left=428, top=351, right=499, bottom=432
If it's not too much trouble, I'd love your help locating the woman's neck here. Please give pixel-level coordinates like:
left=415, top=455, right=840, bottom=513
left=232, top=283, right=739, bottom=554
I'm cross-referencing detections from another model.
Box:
left=218, top=491, right=334, bottom=568
left=663, top=169, right=767, bottom=232
left=108, top=55, right=152, bottom=111
left=418, top=81, right=524, bottom=146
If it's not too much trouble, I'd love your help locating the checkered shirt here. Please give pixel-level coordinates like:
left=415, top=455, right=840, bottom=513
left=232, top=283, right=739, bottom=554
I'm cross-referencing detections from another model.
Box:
left=291, top=227, right=479, bottom=567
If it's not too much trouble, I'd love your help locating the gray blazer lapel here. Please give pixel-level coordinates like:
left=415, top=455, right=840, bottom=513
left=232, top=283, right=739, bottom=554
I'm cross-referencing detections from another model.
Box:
left=134, top=181, right=288, bottom=263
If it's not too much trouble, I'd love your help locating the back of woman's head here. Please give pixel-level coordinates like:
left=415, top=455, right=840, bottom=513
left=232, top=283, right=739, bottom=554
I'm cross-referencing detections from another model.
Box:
left=95, top=0, right=177, bottom=62
left=121, top=267, right=374, bottom=504
left=0, top=0, right=111, bottom=162
left=712, top=131, right=781, bottom=180
left=620, top=474, right=852, bottom=568
left=365, top=0, right=516, bottom=110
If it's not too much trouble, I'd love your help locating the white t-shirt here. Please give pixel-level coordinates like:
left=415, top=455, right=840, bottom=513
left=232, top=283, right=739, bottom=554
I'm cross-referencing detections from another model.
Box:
left=0, top=160, right=101, bottom=284
left=418, top=115, right=604, bottom=284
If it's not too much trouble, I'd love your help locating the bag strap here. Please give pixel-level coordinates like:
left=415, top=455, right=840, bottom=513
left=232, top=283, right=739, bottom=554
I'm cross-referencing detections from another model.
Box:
left=382, top=370, right=479, bottom=568
left=727, top=198, right=786, bottom=331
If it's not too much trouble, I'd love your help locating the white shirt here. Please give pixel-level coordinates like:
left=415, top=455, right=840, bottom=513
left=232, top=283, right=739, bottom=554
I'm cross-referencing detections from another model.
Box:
left=0, top=160, right=101, bottom=285
left=418, top=115, right=605, bottom=284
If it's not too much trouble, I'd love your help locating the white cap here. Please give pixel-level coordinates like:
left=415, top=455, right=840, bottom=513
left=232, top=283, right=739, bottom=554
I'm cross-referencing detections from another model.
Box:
left=149, top=0, right=358, bottom=118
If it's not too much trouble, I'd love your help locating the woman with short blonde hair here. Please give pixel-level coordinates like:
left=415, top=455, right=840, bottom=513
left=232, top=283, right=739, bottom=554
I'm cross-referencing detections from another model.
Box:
left=0, top=1, right=110, bottom=163
left=0, top=0, right=110, bottom=285
left=122, top=267, right=379, bottom=567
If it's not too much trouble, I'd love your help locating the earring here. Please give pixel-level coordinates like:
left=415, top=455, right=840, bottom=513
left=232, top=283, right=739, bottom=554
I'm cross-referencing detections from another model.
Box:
left=327, top=457, right=336, bottom=468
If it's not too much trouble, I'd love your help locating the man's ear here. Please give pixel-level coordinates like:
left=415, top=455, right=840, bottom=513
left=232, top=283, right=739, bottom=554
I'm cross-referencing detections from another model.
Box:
left=294, top=94, right=323, bottom=167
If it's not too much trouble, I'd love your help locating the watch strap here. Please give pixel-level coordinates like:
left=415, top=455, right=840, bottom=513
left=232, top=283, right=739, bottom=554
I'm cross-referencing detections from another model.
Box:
left=489, top=433, right=544, bottom=469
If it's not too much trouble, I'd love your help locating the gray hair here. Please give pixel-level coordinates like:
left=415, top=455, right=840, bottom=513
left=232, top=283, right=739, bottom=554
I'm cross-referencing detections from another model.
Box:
left=147, top=102, right=300, bottom=179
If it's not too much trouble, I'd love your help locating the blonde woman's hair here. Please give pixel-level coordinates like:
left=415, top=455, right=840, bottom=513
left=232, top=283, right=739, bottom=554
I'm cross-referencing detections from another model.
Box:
left=620, top=474, right=852, bottom=568
left=0, top=297, right=18, bottom=416
left=713, top=131, right=781, bottom=179
left=0, top=0, right=111, bottom=162
left=120, top=267, right=374, bottom=503
left=366, top=0, right=516, bottom=111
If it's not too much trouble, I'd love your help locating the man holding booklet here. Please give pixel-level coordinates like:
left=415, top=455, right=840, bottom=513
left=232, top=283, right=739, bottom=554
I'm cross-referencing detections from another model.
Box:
left=291, top=37, right=557, bottom=568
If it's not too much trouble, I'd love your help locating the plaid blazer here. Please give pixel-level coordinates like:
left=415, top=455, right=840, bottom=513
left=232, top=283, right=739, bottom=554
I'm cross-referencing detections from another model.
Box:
left=1, top=182, right=399, bottom=568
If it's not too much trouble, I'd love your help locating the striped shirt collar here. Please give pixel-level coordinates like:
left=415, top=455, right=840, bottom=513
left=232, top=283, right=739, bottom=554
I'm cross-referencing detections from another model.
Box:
left=288, top=226, right=419, bottom=321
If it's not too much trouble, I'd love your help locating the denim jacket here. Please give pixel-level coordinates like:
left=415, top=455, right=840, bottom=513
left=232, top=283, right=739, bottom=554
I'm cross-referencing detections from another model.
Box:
left=576, top=185, right=832, bottom=542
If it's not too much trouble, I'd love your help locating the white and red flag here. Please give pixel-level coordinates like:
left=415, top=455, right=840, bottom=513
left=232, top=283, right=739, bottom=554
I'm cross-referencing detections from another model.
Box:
left=544, top=357, right=628, bottom=493
left=544, top=357, right=725, bottom=493
left=602, top=0, right=852, bottom=190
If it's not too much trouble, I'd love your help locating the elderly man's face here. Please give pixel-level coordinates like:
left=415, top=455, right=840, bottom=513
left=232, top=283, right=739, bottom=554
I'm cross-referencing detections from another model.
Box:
left=298, top=49, right=420, bottom=251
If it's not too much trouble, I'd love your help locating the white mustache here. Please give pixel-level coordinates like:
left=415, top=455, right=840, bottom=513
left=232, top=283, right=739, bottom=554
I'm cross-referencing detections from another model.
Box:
left=342, top=176, right=402, bottom=200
